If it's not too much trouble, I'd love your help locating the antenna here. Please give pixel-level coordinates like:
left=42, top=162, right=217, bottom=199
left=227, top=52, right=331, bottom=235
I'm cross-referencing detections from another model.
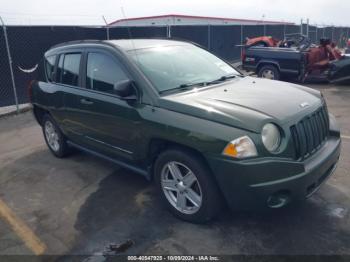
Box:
left=120, top=7, right=134, bottom=44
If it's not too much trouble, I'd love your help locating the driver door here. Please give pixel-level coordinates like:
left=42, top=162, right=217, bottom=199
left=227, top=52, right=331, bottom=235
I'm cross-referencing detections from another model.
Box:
left=65, top=49, right=138, bottom=161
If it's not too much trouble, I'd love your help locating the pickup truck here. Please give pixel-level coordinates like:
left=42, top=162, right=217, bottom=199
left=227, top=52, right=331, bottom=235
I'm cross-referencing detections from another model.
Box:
left=30, top=39, right=341, bottom=223
left=242, top=46, right=306, bottom=81
left=242, top=36, right=344, bottom=82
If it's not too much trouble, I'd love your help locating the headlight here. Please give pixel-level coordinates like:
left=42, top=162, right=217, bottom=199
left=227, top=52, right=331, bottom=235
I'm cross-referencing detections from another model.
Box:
left=222, top=136, right=257, bottom=159
left=261, top=123, right=281, bottom=152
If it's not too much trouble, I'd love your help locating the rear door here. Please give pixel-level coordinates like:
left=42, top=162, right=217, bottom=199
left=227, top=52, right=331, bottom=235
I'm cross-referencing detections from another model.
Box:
left=54, top=51, right=85, bottom=142
left=36, top=54, right=66, bottom=124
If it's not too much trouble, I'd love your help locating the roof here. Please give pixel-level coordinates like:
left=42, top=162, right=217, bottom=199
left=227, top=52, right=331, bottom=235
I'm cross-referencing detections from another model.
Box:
left=108, top=14, right=293, bottom=26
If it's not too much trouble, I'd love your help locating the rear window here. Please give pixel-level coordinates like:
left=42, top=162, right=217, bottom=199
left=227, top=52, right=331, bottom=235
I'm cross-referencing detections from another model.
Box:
left=57, top=53, right=81, bottom=86
left=44, top=55, right=56, bottom=82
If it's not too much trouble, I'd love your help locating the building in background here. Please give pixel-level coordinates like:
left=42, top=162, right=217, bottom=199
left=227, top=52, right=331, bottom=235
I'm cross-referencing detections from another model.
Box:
left=108, top=14, right=294, bottom=27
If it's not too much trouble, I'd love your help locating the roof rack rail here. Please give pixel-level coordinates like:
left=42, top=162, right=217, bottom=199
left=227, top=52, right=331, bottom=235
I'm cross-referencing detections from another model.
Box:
left=132, top=36, right=206, bottom=49
left=50, top=39, right=106, bottom=50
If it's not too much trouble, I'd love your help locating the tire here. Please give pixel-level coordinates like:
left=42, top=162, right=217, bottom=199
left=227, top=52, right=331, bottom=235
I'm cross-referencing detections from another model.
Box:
left=258, top=65, right=280, bottom=80
left=42, top=114, right=70, bottom=158
left=154, top=148, right=222, bottom=223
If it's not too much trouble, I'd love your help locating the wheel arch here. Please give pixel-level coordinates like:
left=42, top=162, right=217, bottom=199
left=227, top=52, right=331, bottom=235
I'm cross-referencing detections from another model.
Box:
left=146, top=138, right=213, bottom=181
left=257, top=61, right=281, bottom=73
left=33, top=105, right=49, bottom=126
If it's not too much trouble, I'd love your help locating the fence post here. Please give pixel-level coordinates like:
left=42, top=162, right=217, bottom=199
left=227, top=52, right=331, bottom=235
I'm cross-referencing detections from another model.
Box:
left=340, top=27, right=343, bottom=47
left=300, top=19, right=303, bottom=35
left=207, top=24, right=211, bottom=50
left=0, top=16, right=19, bottom=113
left=168, top=25, right=172, bottom=38
left=240, top=25, right=243, bottom=60
left=102, top=16, right=110, bottom=40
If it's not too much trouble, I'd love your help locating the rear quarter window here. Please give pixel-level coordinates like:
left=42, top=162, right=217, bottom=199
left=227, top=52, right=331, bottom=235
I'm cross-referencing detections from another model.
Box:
left=44, top=55, right=56, bottom=82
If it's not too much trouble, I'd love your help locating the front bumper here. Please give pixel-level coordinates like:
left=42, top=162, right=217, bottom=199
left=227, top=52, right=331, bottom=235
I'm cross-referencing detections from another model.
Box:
left=207, top=133, right=341, bottom=210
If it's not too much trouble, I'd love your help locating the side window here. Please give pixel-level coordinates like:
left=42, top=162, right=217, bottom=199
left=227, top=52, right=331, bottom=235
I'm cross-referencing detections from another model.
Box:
left=57, top=53, right=81, bottom=86
left=86, top=52, right=128, bottom=93
left=44, top=55, right=56, bottom=82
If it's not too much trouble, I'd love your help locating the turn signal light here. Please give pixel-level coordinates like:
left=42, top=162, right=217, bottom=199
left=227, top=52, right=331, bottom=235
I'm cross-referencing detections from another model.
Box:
left=222, top=136, right=258, bottom=159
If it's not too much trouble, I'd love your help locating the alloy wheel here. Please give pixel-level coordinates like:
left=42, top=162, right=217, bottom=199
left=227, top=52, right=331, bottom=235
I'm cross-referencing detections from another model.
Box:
left=44, top=121, right=60, bottom=152
left=161, top=161, right=202, bottom=214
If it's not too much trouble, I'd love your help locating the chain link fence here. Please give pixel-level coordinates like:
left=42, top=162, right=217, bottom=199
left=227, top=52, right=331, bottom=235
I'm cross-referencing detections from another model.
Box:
left=0, top=25, right=106, bottom=108
left=0, top=20, right=17, bottom=109
left=1, top=21, right=349, bottom=109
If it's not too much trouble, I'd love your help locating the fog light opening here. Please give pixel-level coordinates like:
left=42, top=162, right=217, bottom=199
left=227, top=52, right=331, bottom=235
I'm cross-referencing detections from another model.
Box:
left=267, top=190, right=291, bottom=208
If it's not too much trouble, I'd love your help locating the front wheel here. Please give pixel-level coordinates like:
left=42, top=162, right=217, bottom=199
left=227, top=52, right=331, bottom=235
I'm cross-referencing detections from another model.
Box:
left=154, top=149, right=222, bottom=223
left=258, top=65, right=280, bottom=80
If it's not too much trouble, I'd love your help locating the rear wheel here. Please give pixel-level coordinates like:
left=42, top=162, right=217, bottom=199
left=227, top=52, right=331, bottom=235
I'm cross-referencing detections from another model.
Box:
left=258, top=65, right=280, bottom=80
left=42, top=114, right=70, bottom=158
left=154, top=149, right=222, bottom=223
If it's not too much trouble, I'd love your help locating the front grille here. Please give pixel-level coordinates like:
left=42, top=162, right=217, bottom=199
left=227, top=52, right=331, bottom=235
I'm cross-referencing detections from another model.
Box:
left=290, top=104, right=329, bottom=160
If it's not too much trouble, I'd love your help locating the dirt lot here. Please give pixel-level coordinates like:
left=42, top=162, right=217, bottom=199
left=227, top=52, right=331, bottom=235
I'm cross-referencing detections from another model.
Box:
left=0, top=83, right=349, bottom=257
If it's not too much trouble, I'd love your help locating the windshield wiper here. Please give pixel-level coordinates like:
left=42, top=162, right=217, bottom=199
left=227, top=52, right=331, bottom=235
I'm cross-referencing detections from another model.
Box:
left=182, top=75, right=237, bottom=88
left=159, top=75, right=237, bottom=95
left=208, top=74, right=237, bottom=84
left=159, top=82, right=207, bottom=94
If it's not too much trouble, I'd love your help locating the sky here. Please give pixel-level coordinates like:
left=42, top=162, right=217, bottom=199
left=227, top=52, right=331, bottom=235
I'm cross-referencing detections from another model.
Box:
left=0, top=0, right=349, bottom=26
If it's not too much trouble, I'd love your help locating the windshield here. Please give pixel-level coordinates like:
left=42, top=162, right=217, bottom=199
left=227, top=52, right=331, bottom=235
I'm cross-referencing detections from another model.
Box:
left=129, top=45, right=240, bottom=93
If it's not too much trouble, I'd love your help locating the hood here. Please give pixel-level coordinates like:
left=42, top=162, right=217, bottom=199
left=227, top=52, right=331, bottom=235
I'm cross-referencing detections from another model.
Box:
left=159, top=77, right=322, bottom=133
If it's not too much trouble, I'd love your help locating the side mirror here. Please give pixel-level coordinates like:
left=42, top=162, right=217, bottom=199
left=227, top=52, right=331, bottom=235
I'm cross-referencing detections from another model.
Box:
left=113, top=79, right=138, bottom=101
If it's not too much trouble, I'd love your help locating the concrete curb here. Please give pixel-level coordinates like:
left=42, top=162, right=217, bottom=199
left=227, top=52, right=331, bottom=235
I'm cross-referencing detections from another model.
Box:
left=0, top=104, right=32, bottom=119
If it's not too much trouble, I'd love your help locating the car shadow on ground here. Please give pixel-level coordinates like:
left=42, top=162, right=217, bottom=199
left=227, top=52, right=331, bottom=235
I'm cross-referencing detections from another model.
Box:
left=68, top=164, right=350, bottom=256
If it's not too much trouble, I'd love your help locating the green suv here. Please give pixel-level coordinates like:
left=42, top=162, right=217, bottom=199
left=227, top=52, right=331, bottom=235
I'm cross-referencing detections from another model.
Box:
left=30, top=39, right=341, bottom=223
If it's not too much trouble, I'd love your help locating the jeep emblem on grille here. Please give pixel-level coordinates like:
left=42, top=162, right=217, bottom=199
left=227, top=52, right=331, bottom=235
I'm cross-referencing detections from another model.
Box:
left=300, top=102, right=310, bottom=108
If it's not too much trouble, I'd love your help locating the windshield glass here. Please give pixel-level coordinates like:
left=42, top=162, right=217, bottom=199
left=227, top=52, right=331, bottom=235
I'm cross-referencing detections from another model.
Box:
left=129, top=45, right=240, bottom=93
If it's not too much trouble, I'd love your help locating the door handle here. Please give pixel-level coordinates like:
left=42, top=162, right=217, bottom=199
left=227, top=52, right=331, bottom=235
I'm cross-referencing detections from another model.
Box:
left=80, top=98, right=94, bottom=105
